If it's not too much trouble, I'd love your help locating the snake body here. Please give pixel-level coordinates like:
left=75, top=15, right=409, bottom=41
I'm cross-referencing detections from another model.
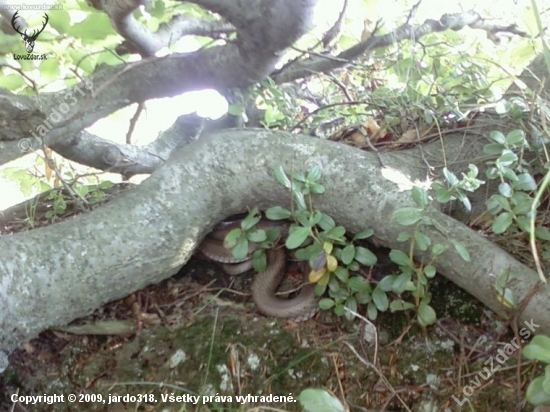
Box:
left=199, top=220, right=318, bottom=321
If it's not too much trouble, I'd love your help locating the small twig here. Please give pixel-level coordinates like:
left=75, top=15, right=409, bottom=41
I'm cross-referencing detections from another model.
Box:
left=126, top=102, right=145, bottom=145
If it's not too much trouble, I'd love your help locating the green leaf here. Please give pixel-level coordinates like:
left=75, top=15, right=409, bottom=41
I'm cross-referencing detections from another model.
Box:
left=495, top=286, right=516, bottom=308
left=309, top=182, right=325, bottom=194
left=486, top=194, right=508, bottom=214
left=353, top=228, right=374, bottom=240
left=390, top=300, right=415, bottom=311
left=511, top=193, right=533, bottom=215
left=317, top=213, right=336, bottom=231
left=496, top=268, right=517, bottom=287
left=295, top=243, right=322, bottom=261
left=434, top=189, right=452, bottom=203
left=247, top=229, right=267, bottom=243
left=348, top=261, right=360, bottom=271
left=457, top=191, right=472, bottom=211
left=418, top=303, right=437, bottom=326
left=347, top=276, right=371, bottom=293
left=148, top=0, right=167, bottom=18
left=334, top=266, right=349, bottom=282
left=67, top=13, right=116, bottom=41
left=18, top=59, right=34, bottom=71
left=241, top=209, right=260, bottom=230
left=318, top=298, right=335, bottom=310
left=293, top=172, right=307, bottom=182
left=490, top=130, right=506, bottom=144
left=66, top=49, right=93, bottom=73
left=265, top=227, right=282, bottom=243
left=299, top=389, right=346, bottom=412
left=354, top=246, right=377, bottom=266
left=224, top=228, right=242, bottom=249
left=523, top=335, right=550, bottom=362
left=498, top=182, right=513, bottom=197
left=392, top=272, right=414, bottom=294
left=330, top=288, right=349, bottom=300
left=413, top=230, right=431, bottom=251
left=344, top=296, right=358, bottom=320
left=251, top=250, right=267, bottom=272
left=492, top=212, right=513, bottom=234
left=326, top=226, right=346, bottom=240
left=295, top=210, right=312, bottom=228
left=76, top=186, right=90, bottom=196
left=397, top=232, right=411, bottom=242
left=484, top=143, right=505, bottom=155
left=377, top=275, right=395, bottom=292
left=95, top=51, right=123, bottom=68
left=47, top=10, right=72, bottom=33
left=544, top=366, right=550, bottom=394
left=265, top=206, right=291, bottom=220
left=315, top=282, right=327, bottom=296
left=513, top=173, right=537, bottom=191
left=498, top=150, right=518, bottom=166
left=0, top=74, right=26, bottom=90
left=341, top=244, right=355, bottom=265
left=285, top=226, right=310, bottom=249
left=443, top=167, right=459, bottom=185
left=525, top=376, right=550, bottom=406
left=263, top=105, right=283, bottom=125
left=367, top=302, right=378, bottom=320
left=227, top=104, right=244, bottom=116
left=292, top=188, right=307, bottom=210
left=328, top=277, right=340, bottom=292
left=232, top=237, right=249, bottom=260
left=389, top=249, right=411, bottom=267
left=515, top=219, right=534, bottom=238
left=411, top=187, right=429, bottom=207
left=536, top=226, right=550, bottom=241
left=355, top=291, right=372, bottom=304
left=99, top=181, right=114, bottom=189
left=502, top=167, right=518, bottom=182
left=451, top=240, right=470, bottom=262
left=393, top=207, right=424, bottom=225
left=306, top=165, right=322, bottom=182
left=308, top=210, right=323, bottom=226
left=505, top=129, right=525, bottom=146
left=424, top=265, right=437, bottom=278
left=372, top=287, right=389, bottom=311
left=466, top=164, right=479, bottom=178
left=272, top=165, right=291, bottom=188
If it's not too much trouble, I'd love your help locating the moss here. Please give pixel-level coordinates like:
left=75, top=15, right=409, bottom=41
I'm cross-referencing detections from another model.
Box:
left=0, top=277, right=528, bottom=411
left=429, top=275, right=484, bottom=324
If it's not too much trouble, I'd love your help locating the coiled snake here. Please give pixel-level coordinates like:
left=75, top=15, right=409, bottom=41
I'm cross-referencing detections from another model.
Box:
left=199, top=220, right=319, bottom=321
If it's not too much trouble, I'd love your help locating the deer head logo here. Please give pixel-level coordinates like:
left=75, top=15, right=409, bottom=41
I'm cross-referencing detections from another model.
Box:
left=11, top=11, right=49, bottom=54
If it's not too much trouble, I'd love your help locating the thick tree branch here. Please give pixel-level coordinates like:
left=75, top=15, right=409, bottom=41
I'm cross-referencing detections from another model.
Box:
left=50, top=113, right=204, bottom=176
left=0, top=1, right=317, bottom=166
left=116, top=16, right=235, bottom=56
left=1, top=129, right=548, bottom=363
left=88, top=0, right=234, bottom=57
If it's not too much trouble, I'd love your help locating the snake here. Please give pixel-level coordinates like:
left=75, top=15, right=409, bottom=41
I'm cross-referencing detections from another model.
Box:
left=199, top=219, right=319, bottom=321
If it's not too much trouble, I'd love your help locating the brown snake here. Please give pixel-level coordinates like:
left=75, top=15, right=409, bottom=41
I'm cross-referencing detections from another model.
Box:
left=199, top=220, right=319, bottom=321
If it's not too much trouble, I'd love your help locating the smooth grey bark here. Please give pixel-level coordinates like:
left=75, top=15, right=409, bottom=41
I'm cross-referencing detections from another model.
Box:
left=0, top=0, right=318, bottom=166
left=1, top=129, right=548, bottom=359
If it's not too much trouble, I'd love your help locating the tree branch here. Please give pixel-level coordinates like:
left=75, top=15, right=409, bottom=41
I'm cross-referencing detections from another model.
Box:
left=50, top=113, right=204, bottom=177
left=1, top=129, right=548, bottom=362
left=0, top=1, right=317, bottom=166
left=274, top=11, right=529, bottom=84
